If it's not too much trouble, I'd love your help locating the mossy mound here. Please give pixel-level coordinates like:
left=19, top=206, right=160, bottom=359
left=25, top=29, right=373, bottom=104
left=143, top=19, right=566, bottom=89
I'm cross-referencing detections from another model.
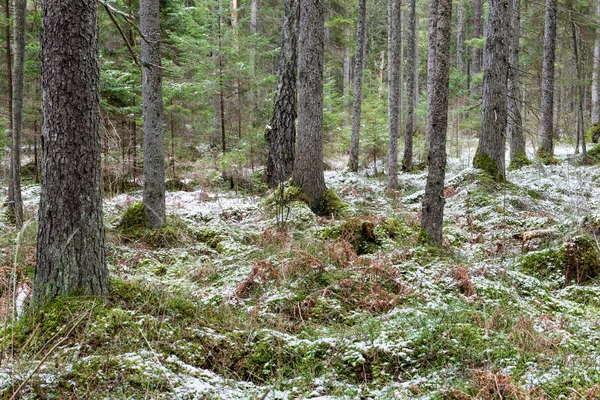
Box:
left=586, top=123, right=600, bottom=143
left=587, top=143, right=600, bottom=161
left=518, top=248, right=561, bottom=279
left=472, top=148, right=504, bottom=182
left=165, top=179, right=194, bottom=192
left=560, top=235, right=600, bottom=285
left=266, top=186, right=346, bottom=217
left=264, top=185, right=310, bottom=210
left=508, top=151, right=532, bottom=170
left=116, top=202, right=147, bottom=233
left=323, top=217, right=405, bottom=255
left=536, top=149, right=560, bottom=165
left=315, top=189, right=346, bottom=217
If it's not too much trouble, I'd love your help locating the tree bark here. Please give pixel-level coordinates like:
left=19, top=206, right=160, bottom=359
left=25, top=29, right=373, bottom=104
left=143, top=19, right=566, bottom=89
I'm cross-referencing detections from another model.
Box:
left=141, top=0, right=166, bottom=228
left=538, top=0, right=557, bottom=157
left=593, top=0, right=600, bottom=124
left=293, top=0, right=327, bottom=211
left=34, top=0, right=108, bottom=307
left=473, top=0, right=511, bottom=181
left=570, top=8, right=586, bottom=158
left=425, top=0, right=439, bottom=155
left=5, top=0, right=13, bottom=215
left=266, top=0, right=298, bottom=186
left=456, top=0, right=464, bottom=71
left=9, top=0, right=25, bottom=228
left=249, top=0, right=258, bottom=75
left=348, top=0, right=367, bottom=172
left=387, top=0, right=401, bottom=190
left=403, top=0, right=416, bottom=172
left=343, top=25, right=351, bottom=126
left=508, top=0, right=527, bottom=167
left=422, top=0, right=452, bottom=246
left=470, top=0, right=482, bottom=95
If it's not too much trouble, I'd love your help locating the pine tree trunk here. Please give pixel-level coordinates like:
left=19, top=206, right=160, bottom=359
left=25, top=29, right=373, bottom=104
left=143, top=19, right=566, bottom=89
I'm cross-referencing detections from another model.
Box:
left=34, top=0, right=108, bottom=307
left=387, top=0, right=401, bottom=190
left=5, top=0, right=13, bottom=214
left=141, top=0, right=166, bottom=228
left=249, top=0, right=258, bottom=75
left=470, top=0, right=482, bottom=95
left=293, top=0, right=327, bottom=211
left=570, top=10, right=586, bottom=158
left=425, top=0, right=439, bottom=154
left=10, top=0, right=25, bottom=227
left=539, top=0, right=557, bottom=157
left=456, top=0, right=464, bottom=71
left=348, top=0, right=367, bottom=172
left=266, top=0, right=298, bottom=186
left=343, top=26, right=351, bottom=126
left=593, top=0, right=600, bottom=124
left=422, top=0, right=452, bottom=246
left=473, top=0, right=511, bottom=181
left=403, top=0, right=416, bottom=172
left=508, top=0, right=527, bottom=167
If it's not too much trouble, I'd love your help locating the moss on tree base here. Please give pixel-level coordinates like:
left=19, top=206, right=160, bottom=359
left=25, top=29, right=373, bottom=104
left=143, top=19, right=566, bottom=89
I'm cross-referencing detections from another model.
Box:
left=472, top=148, right=504, bottom=182
left=508, top=151, right=531, bottom=170
left=536, top=149, right=559, bottom=165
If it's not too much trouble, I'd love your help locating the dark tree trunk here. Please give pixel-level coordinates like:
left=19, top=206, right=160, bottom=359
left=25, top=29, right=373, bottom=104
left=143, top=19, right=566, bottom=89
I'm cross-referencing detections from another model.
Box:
left=425, top=0, right=439, bottom=153
left=293, top=0, right=327, bottom=211
left=348, top=0, right=367, bottom=172
left=508, top=0, right=527, bottom=168
left=266, top=0, right=298, bottom=186
left=538, top=0, right=557, bottom=157
left=421, top=0, right=452, bottom=246
left=570, top=9, right=586, bottom=158
left=387, top=0, right=401, bottom=189
left=403, top=0, right=416, bottom=172
left=9, top=0, right=25, bottom=227
left=141, top=0, right=166, bottom=228
left=473, top=0, right=511, bottom=181
left=34, top=0, right=108, bottom=307
left=456, top=0, right=464, bottom=71
left=593, top=0, right=600, bottom=124
left=470, top=0, right=482, bottom=95
left=5, top=0, right=13, bottom=214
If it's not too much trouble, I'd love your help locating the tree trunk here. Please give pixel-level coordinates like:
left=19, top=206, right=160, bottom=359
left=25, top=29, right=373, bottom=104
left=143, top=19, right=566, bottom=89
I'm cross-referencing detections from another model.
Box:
left=538, top=0, right=557, bottom=157
left=508, top=0, right=527, bottom=168
left=141, top=0, right=166, bottom=228
left=387, top=0, right=401, bottom=190
left=266, top=0, right=298, bottom=186
left=470, top=0, right=482, bottom=95
left=34, top=0, right=108, bottom=307
left=9, top=0, right=25, bottom=228
left=249, top=0, right=257, bottom=75
left=473, top=0, right=511, bottom=181
left=570, top=9, right=586, bottom=158
left=348, top=0, right=367, bottom=172
left=403, top=0, right=416, bottom=172
left=456, top=0, right=464, bottom=71
left=422, top=0, right=452, bottom=246
left=593, top=0, right=600, bottom=125
left=425, top=0, right=439, bottom=154
left=293, top=0, right=327, bottom=212
left=343, top=26, right=351, bottom=126
left=5, top=0, right=13, bottom=214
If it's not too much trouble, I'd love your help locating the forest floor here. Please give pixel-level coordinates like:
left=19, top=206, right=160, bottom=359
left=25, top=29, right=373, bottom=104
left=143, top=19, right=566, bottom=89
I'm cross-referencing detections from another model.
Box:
left=2, top=141, right=600, bottom=399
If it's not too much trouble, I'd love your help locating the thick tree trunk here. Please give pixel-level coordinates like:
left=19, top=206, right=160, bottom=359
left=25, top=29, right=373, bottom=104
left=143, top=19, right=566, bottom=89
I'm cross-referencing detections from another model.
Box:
left=293, top=0, right=327, bottom=211
left=266, top=0, right=298, bottom=186
left=421, top=0, right=452, bottom=246
left=141, top=0, right=166, bottom=228
left=508, top=0, right=527, bottom=167
left=425, top=0, right=439, bottom=154
left=348, top=0, right=367, bottom=172
left=473, top=0, right=511, bottom=181
left=403, top=0, right=416, bottom=172
left=593, top=0, right=600, bottom=124
left=538, top=0, right=557, bottom=157
left=10, top=0, right=25, bottom=227
left=387, top=0, right=401, bottom=190
left=34, top=0, right=108, bottom=307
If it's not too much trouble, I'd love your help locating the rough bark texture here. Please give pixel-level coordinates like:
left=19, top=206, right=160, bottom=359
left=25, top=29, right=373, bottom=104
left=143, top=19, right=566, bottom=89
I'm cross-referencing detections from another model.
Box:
left=5, top=0, right=13, bottom=215
left=456, top=0, right=464, bottom=71
left=570, top=11, right=586, bottom=158
left=141, top=0, right=166, bottom=228
left=403, top=0, right=416, bottom=172
left=348, top=0, right=367, bottom=172
left=539, top=0, right=557, bottom=156
left=593, top=0, right=600, bottom=124
left=293, top=0, right=327, bottom=211
left=34, top=0, right=108, bottom=307
left=508, top=0, right=527, bottom=167
left=421, top=0, right=452, bottom=246
left=473, top=0, right=511, bottom=181
left=343, top=26, right=351, bottom=125
left=10, top=0, right=25, bottom=228
left=266, top=0, right=298, bottom=186
left=425, top=0, right=439, bottom=153
left=387, top=0, right=401, bottom=190
left=472, top=0, right=482, bottom=74
left=249, top=0, right=257, bottom=74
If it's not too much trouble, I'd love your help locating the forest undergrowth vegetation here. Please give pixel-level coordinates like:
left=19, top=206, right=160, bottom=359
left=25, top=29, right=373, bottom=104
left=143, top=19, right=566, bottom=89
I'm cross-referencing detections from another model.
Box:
left=3, top=141, right=600, bottom=398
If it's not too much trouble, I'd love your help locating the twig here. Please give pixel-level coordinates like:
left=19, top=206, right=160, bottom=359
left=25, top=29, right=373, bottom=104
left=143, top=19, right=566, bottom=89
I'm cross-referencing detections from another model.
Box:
left=101, top=2, right=140, bottom=68
left=97, top=0, right=150, bottom=46
left=257, top=388, right=270, bottom=400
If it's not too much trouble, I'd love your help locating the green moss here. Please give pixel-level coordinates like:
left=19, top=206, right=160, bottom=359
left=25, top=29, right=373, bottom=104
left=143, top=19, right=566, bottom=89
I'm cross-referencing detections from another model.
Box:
left=508, top=151, right=532, bottom=170
left=165, top=179, right=193, bottom=192
left=518, top=248, right=561, bottom=278
left=191, top=227, right=225, bottom=249
left=536, top=149, right=560, bottom=165
left=587, top=143, right=600, bottom=160
left=315, top=189, right=346, bottom=216
left=559, top=235, right=600, bottom=284
left=116, top=202, right=147, bottom=233
left=586, top=123, right=600, bottom=143
left=472, top=148, right=504, bottom=181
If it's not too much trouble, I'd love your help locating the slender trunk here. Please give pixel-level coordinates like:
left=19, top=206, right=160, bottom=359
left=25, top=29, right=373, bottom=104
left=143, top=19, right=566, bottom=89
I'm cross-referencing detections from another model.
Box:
left=470, top=0, right=482, bottom=95
left=388, top=0, right=401, bottom=190
left=508, top=0, right=527, bottom=167
left=348, top=0, right=367, bottom=172
left=5, top=0, right=13, bottom=214
left=425, top=0, right=439, bottom=154
left=403, top=0, right=416, bottom=171
left=343, top=26, right=351, bottom=126
left=570, top=10, right=586, bottom=158
left=249, top=0, right=257, bottom=74
left=422, top=0, right=452, bottom=245
left=539, top=0, right=557, bottom=157
left=592, top=0, right=600, bottom=124
left=217, top=12, right=226, bottom=153
left=377, top=50, right=385, bottom=99
left=456, top=0, right=464, bottom=71
left=141, top=0, right=166, bottom=228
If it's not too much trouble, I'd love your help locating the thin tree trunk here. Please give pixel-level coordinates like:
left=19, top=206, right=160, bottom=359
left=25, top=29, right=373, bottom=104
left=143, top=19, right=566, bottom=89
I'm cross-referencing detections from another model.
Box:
left=473, top=0, right=511, bottom=181
left=343, top=26, right=351, bottom=126
left=403, top=0, right=416, bottom=172
left=456, top=0, right=464, bottom=71
left=293, top=0, right=327, bottom=211
left=34, top=0, right=108, bottom=307
left=5, top=0, right=13, bottom=214
left=217, top=11, right=226, bottom=153
left=422, top=0, right=452, bottom=246
left=10, top=0, right=25, bottom=227
left=387, top=0, right=401, bottom=190
left=377, top=50, right=385, bottom=99
left=141, top=0, right=166, bottom=228
left=539, top=0, right=557, bottom=157
left=570, top=9, right=586, bottom=158
left=249, top=0, right=257, bottom=75
left=266, top=0, right=298, bottom=186
left=508, top=0, right=527, bottom=168
left=470, top=0, right=482, bottom=95
left=593, top=0, right=600, bottom=124
left=348, top=0, right=367, bottom=172
left=425, top=0, right=439, bottom=154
